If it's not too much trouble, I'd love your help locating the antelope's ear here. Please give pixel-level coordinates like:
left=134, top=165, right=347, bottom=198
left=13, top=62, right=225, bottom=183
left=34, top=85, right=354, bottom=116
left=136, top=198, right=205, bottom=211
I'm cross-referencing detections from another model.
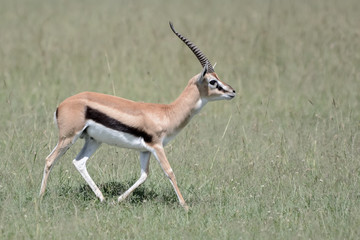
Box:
left=197, top=62, right=208, bottom=83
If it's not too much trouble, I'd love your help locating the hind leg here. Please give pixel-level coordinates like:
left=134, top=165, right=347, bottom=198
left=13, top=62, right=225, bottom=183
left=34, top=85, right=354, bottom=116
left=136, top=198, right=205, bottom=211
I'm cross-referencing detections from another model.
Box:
left=72, top=136, right=103, bottom=201
left=39, top=137, right=73, bottom=197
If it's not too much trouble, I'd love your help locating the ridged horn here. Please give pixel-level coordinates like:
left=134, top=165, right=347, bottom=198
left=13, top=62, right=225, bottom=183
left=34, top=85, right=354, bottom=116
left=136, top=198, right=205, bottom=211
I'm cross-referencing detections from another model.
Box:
left=169, top=21, right=215, bottom=73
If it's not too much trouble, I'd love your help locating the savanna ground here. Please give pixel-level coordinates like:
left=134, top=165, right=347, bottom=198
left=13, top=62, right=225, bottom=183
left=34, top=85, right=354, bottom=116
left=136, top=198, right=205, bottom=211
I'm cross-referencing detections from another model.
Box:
left=1, top=0, right=360, bottom=239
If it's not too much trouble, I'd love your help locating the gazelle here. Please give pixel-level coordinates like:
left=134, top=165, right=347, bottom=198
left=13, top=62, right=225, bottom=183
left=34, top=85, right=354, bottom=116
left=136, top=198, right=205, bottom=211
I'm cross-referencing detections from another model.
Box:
left=39, top=22, right=235, bottom=209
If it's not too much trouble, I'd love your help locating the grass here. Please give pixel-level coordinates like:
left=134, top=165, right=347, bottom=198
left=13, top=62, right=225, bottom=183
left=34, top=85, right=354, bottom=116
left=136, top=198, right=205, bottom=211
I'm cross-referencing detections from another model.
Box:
left=1, top=0, right=360, bottom=239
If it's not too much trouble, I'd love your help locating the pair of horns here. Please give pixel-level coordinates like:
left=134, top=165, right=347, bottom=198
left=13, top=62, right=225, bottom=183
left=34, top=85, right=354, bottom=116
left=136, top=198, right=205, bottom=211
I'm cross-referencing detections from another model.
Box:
left=169, top=22, right=215, bottom=73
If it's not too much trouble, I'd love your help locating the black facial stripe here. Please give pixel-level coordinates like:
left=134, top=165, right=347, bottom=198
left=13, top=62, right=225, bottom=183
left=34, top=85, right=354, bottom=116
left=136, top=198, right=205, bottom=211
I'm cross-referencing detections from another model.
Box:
left=209, top=79, right=226, bottom=92
left=85, top=106, right=153, bottom=143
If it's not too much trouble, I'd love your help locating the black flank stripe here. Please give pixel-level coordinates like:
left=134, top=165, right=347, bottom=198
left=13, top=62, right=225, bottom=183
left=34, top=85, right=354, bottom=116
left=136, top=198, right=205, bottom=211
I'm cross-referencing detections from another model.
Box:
left=85, top=106, right=153, bottom=143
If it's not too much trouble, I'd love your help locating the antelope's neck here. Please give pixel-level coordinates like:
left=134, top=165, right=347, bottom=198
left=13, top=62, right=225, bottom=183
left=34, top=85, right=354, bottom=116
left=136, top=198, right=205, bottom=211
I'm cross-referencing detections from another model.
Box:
left=166, top=81, right=207, bottom=135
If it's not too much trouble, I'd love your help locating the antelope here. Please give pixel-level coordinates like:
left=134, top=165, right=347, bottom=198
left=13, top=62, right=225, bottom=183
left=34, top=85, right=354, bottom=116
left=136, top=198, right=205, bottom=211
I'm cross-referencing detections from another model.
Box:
left=39, top=22, right=236, bottom=210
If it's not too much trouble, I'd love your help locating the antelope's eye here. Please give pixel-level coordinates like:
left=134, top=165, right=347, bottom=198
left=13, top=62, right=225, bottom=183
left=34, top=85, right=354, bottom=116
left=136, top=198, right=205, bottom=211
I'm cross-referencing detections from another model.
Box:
left=209, top=80, right=217, bottom=86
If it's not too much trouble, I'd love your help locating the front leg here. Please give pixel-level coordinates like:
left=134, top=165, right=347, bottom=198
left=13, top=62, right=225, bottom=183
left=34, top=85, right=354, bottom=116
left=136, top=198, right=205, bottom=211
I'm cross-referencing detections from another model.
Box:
left=152, top=144, right=188, bottom=210
left=118, top=151, right=151, bottom=202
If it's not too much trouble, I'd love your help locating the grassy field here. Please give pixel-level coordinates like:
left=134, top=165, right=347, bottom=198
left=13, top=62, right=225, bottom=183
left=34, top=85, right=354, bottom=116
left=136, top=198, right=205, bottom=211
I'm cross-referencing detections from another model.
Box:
left=1, top=0, right=360, bottom=239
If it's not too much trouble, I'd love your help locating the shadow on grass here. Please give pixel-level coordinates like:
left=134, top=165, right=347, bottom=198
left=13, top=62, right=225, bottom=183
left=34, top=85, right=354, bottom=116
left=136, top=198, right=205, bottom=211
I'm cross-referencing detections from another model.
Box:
left=59, top=180, right=178, bottom=205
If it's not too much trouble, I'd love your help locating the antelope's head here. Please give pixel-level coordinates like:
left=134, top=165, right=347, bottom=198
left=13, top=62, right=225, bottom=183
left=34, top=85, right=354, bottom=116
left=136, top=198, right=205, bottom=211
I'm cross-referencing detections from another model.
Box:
left=170, top=22, right=236, bottom=102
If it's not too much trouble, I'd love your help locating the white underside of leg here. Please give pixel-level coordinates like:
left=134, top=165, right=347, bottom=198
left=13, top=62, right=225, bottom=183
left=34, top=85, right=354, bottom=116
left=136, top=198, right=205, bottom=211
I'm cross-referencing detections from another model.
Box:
left=73, top=137, right=104, bottom=201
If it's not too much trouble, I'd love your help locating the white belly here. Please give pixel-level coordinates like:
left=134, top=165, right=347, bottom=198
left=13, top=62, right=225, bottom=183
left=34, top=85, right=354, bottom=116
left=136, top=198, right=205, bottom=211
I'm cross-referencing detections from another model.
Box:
left=85, top=120, right=148, bottom=151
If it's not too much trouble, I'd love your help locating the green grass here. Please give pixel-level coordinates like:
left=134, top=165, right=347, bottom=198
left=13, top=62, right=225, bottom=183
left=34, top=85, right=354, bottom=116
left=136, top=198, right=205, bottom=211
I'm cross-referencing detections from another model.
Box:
left=1, top=0, right=360, bottom=239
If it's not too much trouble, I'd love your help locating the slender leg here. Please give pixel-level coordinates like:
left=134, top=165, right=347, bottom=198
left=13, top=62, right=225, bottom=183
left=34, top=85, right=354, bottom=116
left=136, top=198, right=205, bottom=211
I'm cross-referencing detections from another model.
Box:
left=72, top=136, right=104, bottom=201
left=152, top=145, right=188, bottom=210
left=118, top=151, right=151, bottom=202
left=39, top=137, right=73, bottom=197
